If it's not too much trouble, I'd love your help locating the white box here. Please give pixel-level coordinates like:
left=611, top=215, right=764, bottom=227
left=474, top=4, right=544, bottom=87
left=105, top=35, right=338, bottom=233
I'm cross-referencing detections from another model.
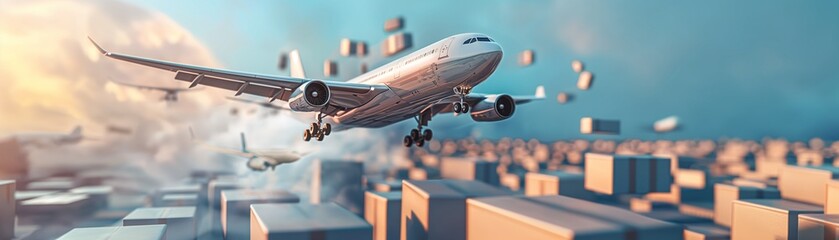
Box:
left=57, top=225, right=166, bottom=240
left=524, top=170, right=593, bottom=199
left=25, top=180, right=76, bottom=191
left=208, top=179, right=244, bottom=235
left=19, top=193, right=89, bottom=214
left=158, top=194, right=197, bottom=207
left=250, top=203, right=371, bottom=240
left=797, top=214, right=839, bottom=240
left=467, top=195, right=683, bottom=240
left=69, top=185, right=112, bottom=209
left=365, top=191, right=401, bottom=240
left=778, top=165, right=839, bottom=206
left=731, top=199, right=822, bottom=240
left=584, top=153, right=671, bottom=195
left=221, top=189, right=299, bottom=240
left=123, top=207, right=196, bottom=240
left=828, top=180, right=839, bottom=214
left=0, top=180, right=14, bottom=240
left=440, top=157, right=499, bottom=186
left=311, top=160, right=364, bottom=214
left=401, top=180, right=512, bottom=240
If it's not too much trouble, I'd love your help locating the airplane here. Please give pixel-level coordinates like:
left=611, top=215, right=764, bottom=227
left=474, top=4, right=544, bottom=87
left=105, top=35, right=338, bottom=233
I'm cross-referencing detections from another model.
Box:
left=191, top=130, right=307, bottom=171
left=5, top=126, right=88, bottom=147
left=110, top=79, right=199, bottom=102
left=226, top=96, right=289, bottom=115
left=88, top=33, right=545, bottom=147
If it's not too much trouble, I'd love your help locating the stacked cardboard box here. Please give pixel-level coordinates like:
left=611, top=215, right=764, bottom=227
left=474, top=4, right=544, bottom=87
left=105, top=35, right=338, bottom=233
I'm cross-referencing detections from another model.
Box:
left=467, top=195, right=683, bottom=240
left=123, top=207, right=196, bottom=240
left=440, top=157, right=499, bottom=186
left=221, top=189, right=299, bottom=240
left=778, top=165, right=839, bottom=206
left=250, top=203, right=371, bottom=240
left=828, top=180, right=839, bottom=214
left=364, top=191, right=401, bottom=240
left=584, top=153, right=671, bottom=195
left=208, top=178, right=244, bottom=235
left=580, top=117, right=619, bottom=135
left=797, top=214, right=839, bottom=240
left=731, top=199, right=822, bottom=240
left=714, top=183, right=781, bottom=227
left=401, top=180, right=513, bottom=240
left=524, top=170, right=593, bottom=199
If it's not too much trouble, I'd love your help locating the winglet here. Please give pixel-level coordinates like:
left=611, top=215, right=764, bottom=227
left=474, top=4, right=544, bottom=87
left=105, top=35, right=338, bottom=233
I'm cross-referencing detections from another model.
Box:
left=87, top=36, right=108, bottom=55
left=535, top=85, right=545, bottom=99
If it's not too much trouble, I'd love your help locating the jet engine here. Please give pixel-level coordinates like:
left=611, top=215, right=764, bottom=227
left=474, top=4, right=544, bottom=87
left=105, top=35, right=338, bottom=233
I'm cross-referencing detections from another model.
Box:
left=470, top=94, right=516, bottom=122
left=288, top=80, right=331, bottom=112
left=246, top=157, right=269, bottom=171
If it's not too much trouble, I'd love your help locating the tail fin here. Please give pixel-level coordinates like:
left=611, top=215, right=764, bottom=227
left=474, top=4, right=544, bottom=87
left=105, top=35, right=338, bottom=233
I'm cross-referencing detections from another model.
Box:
left=535, top=85, right=545, bottom=99
left=70, top=126, right=82, bottom=136
left=289, top=50, right=306, bottom=78
left=240, top=132, right=248, bottom=153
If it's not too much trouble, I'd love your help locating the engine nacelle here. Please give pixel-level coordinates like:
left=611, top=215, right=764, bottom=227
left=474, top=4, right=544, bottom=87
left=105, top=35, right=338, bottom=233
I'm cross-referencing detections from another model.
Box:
left=470, top=94, right=516, bottom=122
left=288, top=80, right=331, bottom=112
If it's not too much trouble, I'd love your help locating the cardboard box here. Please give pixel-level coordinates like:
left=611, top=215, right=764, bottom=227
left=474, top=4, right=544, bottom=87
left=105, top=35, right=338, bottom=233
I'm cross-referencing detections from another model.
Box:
left=630, top=197, right=676, bottom=213
left=683, top=223, right=730, bottom=240
left=311, top=160, right=364, bottom=215
left=25, top=179, right=76, bottom=191
left=675, top=169, right=708, bottom=189
left=467, top=195, right=683, bottom=240
left=828, top=180, right=839, bottom=214
left=731, top=199, right=822, bottom=240
left=57, top=225, right=167, bottom=240
left=797, top=214, right=839, bottom=240
left=440, top=157, right=499, bottom=186
left=221, top=189, right=299, bottom=240
left=250, top=203, right=372, bottom=240
left=69, top=185, right=112, bottom=209
left=18, top=193, right=89, bottom=214
left=714, top=183, right=776, bottom=227
left=365, top=191, right=401, bottom=240
left=0, top=180, right=14, bottom=240
left=208, top=179, right=244, bottom=235
left=158, top=194, right=197, bottom=207
left=323, top=60, right=338, bottom=77
left=518, top=50, right=535, bottom=66
left=524, top=170, right=593, bottom=199
left=381, top=32, right=412, bottom=57
left=384, top=17, right=404, bottom=32
left=778, top=165, right=839, bottom=206
left=401, top=180, right=512, bottom=240
left=580, top=117, right=618, bottom=135
left=584, top=153, right=671, bottom=195
left=123, top=207, right=196, bottom=240
left=367, top=178, right=402, bottom=192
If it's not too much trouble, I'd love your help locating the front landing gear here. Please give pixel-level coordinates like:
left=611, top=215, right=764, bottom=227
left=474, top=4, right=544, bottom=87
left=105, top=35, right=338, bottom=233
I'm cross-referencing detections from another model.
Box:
left=453, top=86, right=471, bottom=114
left=404, top=112, right=434, bottom=148
left=303, top=113, right=331, bottom=142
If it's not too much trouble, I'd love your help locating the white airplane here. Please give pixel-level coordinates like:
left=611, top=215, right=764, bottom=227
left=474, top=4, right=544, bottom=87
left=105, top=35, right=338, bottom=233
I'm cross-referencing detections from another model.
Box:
left=192, top=131, right=307, bottom=171
left=89, top=33, right=545, bottom=147
left=5, top=126, right=88, bottom=147
left=111, top=79, right=200, bottom=102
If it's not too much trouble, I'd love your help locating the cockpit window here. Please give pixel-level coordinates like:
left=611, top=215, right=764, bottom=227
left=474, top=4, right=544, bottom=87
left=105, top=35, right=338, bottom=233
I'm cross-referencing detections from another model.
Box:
left=469, top=38, right=476, bottom=43
left=463, top=39, right=470, bottom=45
left=477, top=37, right=490, bottom=42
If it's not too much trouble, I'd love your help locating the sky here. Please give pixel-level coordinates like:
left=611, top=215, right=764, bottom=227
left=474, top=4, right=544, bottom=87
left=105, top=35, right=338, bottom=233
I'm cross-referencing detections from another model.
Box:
left=12, top=0, right=839, bottom=142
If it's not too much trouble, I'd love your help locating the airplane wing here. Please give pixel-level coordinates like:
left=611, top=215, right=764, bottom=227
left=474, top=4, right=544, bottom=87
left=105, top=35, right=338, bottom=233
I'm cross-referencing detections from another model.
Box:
left=89, top=37, right=388, bottom=115
left=426, top=85, right=546, bottom=115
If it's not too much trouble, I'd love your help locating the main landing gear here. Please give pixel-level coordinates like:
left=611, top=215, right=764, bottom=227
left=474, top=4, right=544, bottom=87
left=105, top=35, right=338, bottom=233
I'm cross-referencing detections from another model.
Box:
left=303, top=113, right=331, bottom=142
left=403, top=111, right=434, bottom=148
left=452, top=85, right=471, bottom=114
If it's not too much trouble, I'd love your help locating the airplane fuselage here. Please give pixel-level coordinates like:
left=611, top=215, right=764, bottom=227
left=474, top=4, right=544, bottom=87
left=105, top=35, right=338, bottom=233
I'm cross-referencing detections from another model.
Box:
left=318, top=33, right=503, bottom=131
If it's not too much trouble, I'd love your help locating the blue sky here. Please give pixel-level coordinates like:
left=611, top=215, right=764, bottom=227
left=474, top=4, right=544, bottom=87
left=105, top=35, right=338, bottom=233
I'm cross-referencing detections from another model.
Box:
left=121, top=0, right=839, bottom=141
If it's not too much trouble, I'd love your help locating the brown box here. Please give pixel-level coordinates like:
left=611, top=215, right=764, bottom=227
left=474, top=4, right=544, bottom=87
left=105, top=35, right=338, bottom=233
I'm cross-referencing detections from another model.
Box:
left=584, top=153, right=671, bottom=195
left=383, top=17, right=404, bottom=32
left=778, top=165, right=839, bottom=206
left=401, top=180, right=513, bottom=240
left=221, top=189, right=299, bottom=240
left=123, top=207, right=196, bottom=240
left=250, top=203, right=371, bottom=240
left=0, top=180, right=13, bottom=240
left=731, top=199, right=822, bottom=240
left=440, top=157, right=499, bottom=186
left=714, top=183, right=765, bottom=227
left=365, top=191, right=401, bottom=240
left=524, top=170, right=593, bottom=199
left=208, top=179, right=244, bottom=235
left=827, top=180, right=839, bottom=214
left=797, top=214, right=839, bottom=240
left=467, top=195, right=682, bottom=240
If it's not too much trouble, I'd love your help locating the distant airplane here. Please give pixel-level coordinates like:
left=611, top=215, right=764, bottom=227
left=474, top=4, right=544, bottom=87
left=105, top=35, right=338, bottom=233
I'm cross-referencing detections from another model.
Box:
left=226, top=96, right=289, bottom=115
left=110, top=79, right=199, bottom=102
left=90, top=33, right=545, bottom=147
left=191, top=130, right=307, bottom=171
left=5, top=126, right=89, bottom=147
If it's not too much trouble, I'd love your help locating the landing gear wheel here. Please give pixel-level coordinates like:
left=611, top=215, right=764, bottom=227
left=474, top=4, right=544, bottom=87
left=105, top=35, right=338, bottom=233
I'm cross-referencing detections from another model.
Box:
left=410, top=129, right=420, bottom=141
left=310, top=123, right=320, bottom=133
left=453, top=102, right=462, bottom=113
left=423, top=129, right=433, bottom=141
left=303, top=129, right=312, bottom=141
left=415, top=138, right=425, bottom=147
left=322, top=123, right=332, bottom=136
left=316, top=132, right=325, bottom=141
left=461, top=103, right=470, bottom=113
left=403, top=136, right=413, bottom=147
